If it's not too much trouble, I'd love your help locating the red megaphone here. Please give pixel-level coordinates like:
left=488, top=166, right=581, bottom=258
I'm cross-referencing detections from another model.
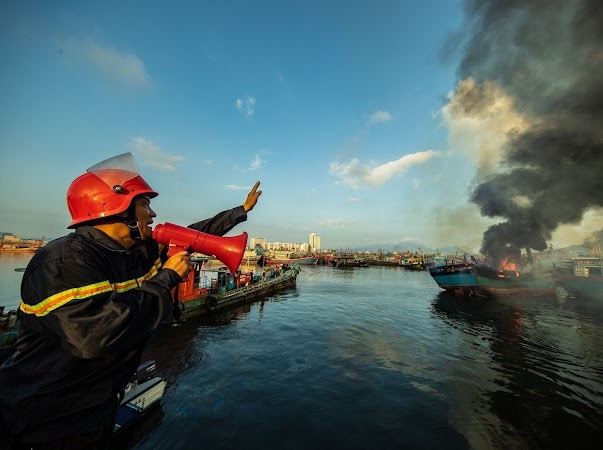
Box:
left=152, top=222, right=247, bottom=273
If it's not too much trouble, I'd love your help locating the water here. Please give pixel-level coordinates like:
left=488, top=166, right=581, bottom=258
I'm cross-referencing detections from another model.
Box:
left=0, top=252, right=32, bottom=311
left=1, top=254, right=602, bottom=449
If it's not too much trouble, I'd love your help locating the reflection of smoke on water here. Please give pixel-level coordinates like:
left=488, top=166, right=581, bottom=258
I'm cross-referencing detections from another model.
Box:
left=286, top=355, right=312, bottom=373
left=444, top=0, right=603, bottom=267
left=431, top=293, right=603, bottom=448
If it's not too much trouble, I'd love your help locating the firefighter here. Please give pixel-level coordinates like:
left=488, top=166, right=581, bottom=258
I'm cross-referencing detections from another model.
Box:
left=0, top=153, right=261, bottom=450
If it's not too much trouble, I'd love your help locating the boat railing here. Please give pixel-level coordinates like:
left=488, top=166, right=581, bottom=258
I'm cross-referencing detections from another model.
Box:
left=220, top=265, right=299, bottom=301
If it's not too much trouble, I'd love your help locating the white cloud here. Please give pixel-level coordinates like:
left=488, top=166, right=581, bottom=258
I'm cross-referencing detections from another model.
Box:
left=348, top=197, right=361, bottom=203
left=329, top=150, right=441, bottom=189
left=367, top=110, right=393, bottom=126
left=59, top=37, right=150, bottom=87
left=129, top=137, right=184, bottom=172
left=248, top=154, right=264, bottom=171
left=236, top=96, right=256, bottom=118
left=318, top=219, right=356, bottom=228
left=225, top=184, right=252, bottom=191
left=234, top=151, right=267, bottom=172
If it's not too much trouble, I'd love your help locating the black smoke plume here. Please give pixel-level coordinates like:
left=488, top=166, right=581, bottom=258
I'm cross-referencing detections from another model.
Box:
left=453, top=0, right=603, bottom=267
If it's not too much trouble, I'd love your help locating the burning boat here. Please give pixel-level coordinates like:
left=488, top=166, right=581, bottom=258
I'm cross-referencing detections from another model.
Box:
left=429, top=253, right=558, bottom=298
left=471, top=264, right=557, bottom=297
left=428, top=262, right=480, bottom=296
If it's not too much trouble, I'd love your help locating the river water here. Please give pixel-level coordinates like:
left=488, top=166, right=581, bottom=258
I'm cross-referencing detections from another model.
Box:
left=1, top=252, right=602, bottom=449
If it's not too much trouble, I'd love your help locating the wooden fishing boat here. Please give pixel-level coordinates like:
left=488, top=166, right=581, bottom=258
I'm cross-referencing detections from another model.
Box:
left=257, top=254, right=318, bottom=266
left=429, top=263, right=558, bottom=298
left=471, top=265, right=558, bottom=297
left=366, top=258, right=400, bottom=267
left=172, top=262, right=300, bottom=320
left=555, top=256, right=602, bottom=300
left=398, top=255, right=426, bottom=270
left=330, top=253, right=368, bottom=268
left=428, top=263, right=481, bottom=296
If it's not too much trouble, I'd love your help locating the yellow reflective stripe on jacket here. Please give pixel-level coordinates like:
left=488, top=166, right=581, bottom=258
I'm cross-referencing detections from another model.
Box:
left=113, top=258, right=162, bottom=293
left=19, top=257, right=163, bottom=317
left=19, top=282, right=114, bottom=317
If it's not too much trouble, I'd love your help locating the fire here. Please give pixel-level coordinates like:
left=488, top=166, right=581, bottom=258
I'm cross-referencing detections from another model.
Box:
left=497, top=257, right=520, bottom=278
left=498, top=257, right=517, bottom=271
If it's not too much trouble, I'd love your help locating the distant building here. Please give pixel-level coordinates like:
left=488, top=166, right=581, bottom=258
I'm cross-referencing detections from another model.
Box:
left=251, top=236, right=317, bottom=254
left=250, top=237, right=266, bottom=250
left=1, top=233, right=20, bottom=242
left=265, top=242, right=295, bottom=251
left=0, top=233, right=45, bottom=251
left=309, top=233, right=320, bottom=251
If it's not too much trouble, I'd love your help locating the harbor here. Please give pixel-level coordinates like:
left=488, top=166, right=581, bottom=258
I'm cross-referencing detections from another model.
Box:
left=0, top=233, right=45, bottom=252
left=2, top=0, right=601, bottom=447
left=1, top=252, right=601, bottom=449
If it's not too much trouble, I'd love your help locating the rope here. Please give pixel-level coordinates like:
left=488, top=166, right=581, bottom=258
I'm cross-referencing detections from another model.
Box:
left=298, top=266, right=320, bottom=280
left=531, top=279, right=558, bottom=297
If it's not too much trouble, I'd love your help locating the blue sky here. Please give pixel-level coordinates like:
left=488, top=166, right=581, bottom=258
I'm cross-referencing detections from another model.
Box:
left=1, top=1, right=600, bottom=254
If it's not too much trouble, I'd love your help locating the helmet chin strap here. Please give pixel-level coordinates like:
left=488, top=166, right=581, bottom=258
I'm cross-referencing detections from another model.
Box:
left=124, top=218, right=142, bottom=241
left=123, top=197, right=143, bottom=241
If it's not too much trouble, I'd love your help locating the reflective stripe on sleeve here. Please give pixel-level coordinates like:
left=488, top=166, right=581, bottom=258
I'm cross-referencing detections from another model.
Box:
left=19, top=258, right=163, bottom=317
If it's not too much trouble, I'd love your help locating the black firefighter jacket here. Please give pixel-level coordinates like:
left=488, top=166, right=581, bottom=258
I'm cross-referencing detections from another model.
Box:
left=0, top=206, right=247, bottom=444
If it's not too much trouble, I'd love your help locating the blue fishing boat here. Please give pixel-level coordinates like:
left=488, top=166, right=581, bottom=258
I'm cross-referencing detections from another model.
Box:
left=428, top=263, right=481, bottom=296
left=471, top=265, right=558, bottom=297
left=429, top=262, right=558, bottom=298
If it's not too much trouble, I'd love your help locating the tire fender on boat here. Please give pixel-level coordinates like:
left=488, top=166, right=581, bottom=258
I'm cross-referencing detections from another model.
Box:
left=206, top=296, right=218, bottom=311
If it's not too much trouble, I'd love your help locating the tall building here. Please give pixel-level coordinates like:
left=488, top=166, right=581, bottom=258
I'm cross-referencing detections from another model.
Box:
left=308, top=233, right=320, bottom=251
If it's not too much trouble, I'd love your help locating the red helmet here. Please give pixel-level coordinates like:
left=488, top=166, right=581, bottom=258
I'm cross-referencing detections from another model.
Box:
left=67, top=153, right=158, bottom=228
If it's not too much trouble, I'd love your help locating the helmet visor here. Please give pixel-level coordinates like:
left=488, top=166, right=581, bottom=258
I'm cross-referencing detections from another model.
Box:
left=86, top=152, right=141, bottom=190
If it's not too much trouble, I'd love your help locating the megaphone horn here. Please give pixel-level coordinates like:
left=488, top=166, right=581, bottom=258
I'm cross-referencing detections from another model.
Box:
left=152, top=222, right=248, bottom=273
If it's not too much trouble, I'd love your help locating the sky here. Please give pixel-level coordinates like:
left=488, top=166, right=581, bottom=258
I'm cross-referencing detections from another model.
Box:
left=1, top=0, right=601, bottom=256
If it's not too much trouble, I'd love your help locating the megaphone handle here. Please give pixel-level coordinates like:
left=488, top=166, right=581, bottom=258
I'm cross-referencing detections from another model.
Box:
left=164, top=239, right=192, bottom=281
left=166, top=239, right=190, bottom=257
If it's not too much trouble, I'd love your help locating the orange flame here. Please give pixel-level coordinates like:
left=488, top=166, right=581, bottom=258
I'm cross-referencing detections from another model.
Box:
left=498, top=257, right=517, bottom=271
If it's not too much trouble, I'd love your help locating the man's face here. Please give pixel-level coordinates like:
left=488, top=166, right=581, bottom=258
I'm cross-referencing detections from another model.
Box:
left=134, top=195, right=156, bottom=240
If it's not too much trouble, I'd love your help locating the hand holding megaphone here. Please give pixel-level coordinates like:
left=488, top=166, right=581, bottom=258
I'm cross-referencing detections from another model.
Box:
left=152, top=222, right=248, bottom=274
left=162, top=250, right=193, bottom=279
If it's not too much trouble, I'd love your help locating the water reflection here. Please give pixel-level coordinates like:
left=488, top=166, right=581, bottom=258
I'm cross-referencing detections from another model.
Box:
left=431, top=292, right=603, bottom=449
left=143, top=301, right=258, bottom=382
left=142, top=287, right=299, bottom=382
